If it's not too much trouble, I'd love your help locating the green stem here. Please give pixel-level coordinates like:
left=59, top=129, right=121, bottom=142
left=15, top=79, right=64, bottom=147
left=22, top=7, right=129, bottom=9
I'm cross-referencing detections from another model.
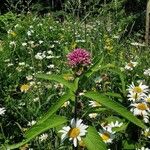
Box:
left=73, top=90, right=79, bottom=150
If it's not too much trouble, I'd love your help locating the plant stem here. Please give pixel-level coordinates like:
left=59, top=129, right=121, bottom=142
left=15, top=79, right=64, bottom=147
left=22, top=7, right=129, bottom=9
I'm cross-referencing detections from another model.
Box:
left=73, top=90, right=78, bottom=150
left=74, top=90, right=78, bottom=122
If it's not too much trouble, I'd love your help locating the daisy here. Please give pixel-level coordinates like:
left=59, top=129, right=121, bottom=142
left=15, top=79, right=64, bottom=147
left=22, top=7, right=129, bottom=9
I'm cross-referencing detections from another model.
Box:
left=27, top=120, right=36, bottom=126
left=109, top=121, right=123, bottom=128
left=136, top=147, right=150, bottom=150
left=0, top=107, right=6, bottom=115
left=39, top=133, right=48, bottom=141
left=125, top=61, right=138, bottom=70
left=128, top=82, right=149, bottom=96
left=127, top=92, right=143, bottom=102
left=143, top=115, right=149, bottom=123
left=88, top=113, right=98, bottom=118
left=145, top=94, right=150, bottom=103
left=144, top=68, right=150, bottom=76
left=98, top=129, right=114, bottom=143
left=59, top=118, right=88, bottom=147
left=130, top=102, right=150, bottom=116
left=142, top=128, right=150, bottom=138
left=89, top=101, right=101, bottom=107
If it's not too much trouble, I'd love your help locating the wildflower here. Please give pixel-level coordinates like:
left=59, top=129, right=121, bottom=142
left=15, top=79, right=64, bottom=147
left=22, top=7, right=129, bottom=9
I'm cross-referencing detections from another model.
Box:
left=26, top=75, right=33, bottom=81
left=136, top=147, right=150, bottom=150
left=39, top=133, right=48, bottom=141
left=20, top=84, right=30, bottom=93
left=99, top=129, right=114, bottom=143
left=130, top=102, right=150, bottom=116
left=27, top=120, right=36, bottom=126
left=144, top=68, right=150, bottom=76
left=94, top=77, right=102, bottom=84
left=9, top=41, right=16, bottom=47
left=22, top=43, right=27, bottom=46
left=130, top=42, right=145, bottom=47
left=109, top=121, right=123, bottom=128
left=47, top=50, right=53, bottom=55
left=62, top=101, right=70, bottom=107
left=35, top=52, right=45, bottom=60
left=50, top=44, right=55, bottom=48
left=127, top=92, right=142, bottom=102
left=88, top=113, right=98, bottom=118
left=14, top=24, right=20, bottom=28
left=143, top=115, right=149, bottom=123
left=47, top=64, right=55, bottom=69
left=7, top=63, right=13, bottom=67
left=67, top=48, right=91, bottom=68
left=33, top=97, right=39, bottom=102
left=89, top=101, right=101, bottom=107
left=0, top=107, right=6, bottom=115
left=39, top=40, right=43, bottom=44
left=19, top=62, right=25, bottom=66
left=142, top=128, right=150, bottom=138
left=28, top=41, right=34, bottom=45
left=128, top=82, right=149, bottom=96
left=59, top=118, right=88, bottom=147
left=145, top=94, right=150, bottom=103
left=46, top=55, right=54, bottom=59
left=125, top=61, right=138, bottom=70
left=27, top=31, right=32, bottom=36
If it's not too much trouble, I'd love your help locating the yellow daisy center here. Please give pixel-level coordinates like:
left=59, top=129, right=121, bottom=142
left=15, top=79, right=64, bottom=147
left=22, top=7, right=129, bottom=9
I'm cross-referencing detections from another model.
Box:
left=133, top=86, right=142, bottom=93
left=101, top=133, right=110, bottom=141
left=68, top=128, right=80, bottom=138
left=20, top=84, right=30, bottom=92
left=137, top=103, right=147, bottom=110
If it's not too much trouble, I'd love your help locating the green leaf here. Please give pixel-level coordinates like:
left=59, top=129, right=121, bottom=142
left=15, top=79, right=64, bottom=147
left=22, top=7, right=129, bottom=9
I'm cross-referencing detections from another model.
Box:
left=37, top=91, right=72, bottom=124
left=108, top=68, right=126, bottom=96
left=5, top=115, right=67, bottom=150
left=83, top=126, right=107, bottom=150
left=104, top=92, right=122, bottom=98
left=36, top=74, right=76, bottom=92
left=123, top=140, right=136, bottom=149
left=84, top=91, right=147, bottom=129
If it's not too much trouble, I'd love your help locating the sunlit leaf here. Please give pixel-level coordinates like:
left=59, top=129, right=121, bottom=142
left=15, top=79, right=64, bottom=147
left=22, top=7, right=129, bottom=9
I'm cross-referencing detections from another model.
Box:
left=84, top=91, right=147, bottom=129
left=5, top=115, right=67, bottom=150
left=83, top=126, right=107, bottom=150
left=36, top=74, right=76, bottom=92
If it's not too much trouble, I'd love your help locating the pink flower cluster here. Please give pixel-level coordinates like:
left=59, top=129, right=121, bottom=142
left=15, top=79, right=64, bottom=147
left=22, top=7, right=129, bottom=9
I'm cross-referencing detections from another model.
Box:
left=67, top=48, right=91, bottom=68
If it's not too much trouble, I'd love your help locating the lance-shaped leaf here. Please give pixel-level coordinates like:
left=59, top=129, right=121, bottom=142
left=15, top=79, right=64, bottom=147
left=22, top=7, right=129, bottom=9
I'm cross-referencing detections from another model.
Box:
left=36, top=74, right=77, bottom=92
left=84, top=91, right=147, bottom=129
left=104, top=92, right=122, bottom=98
left=4, top=115, right=67, bottom=150
left=37, top=91, right=73, bottom=125
left=83, top=126, right=107, bottom=150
